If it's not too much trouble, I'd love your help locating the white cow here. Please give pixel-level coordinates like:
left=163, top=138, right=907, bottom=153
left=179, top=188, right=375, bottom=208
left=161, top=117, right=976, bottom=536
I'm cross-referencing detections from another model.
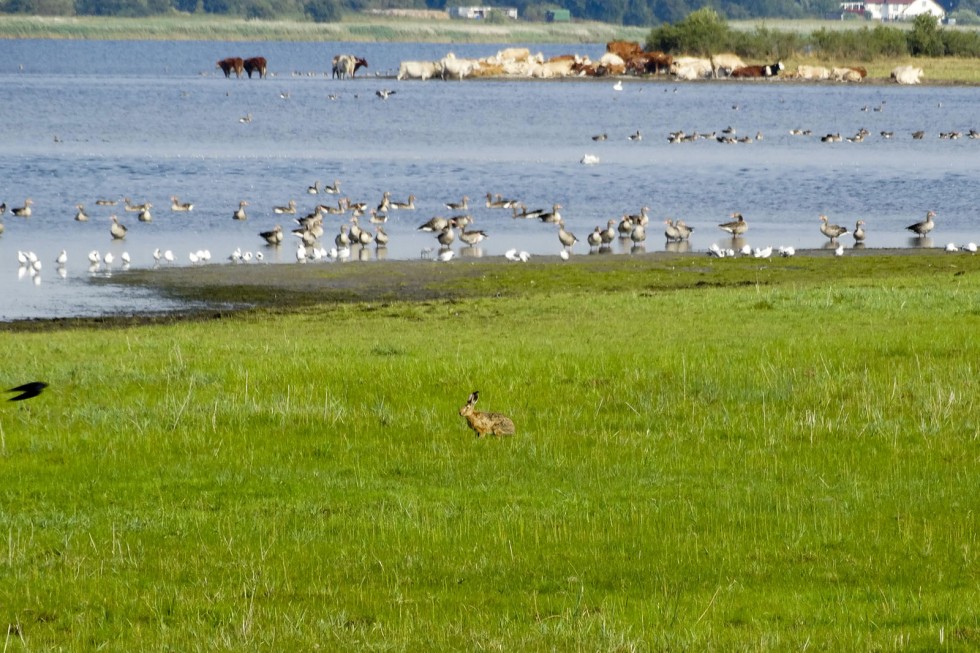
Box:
left=710, top=53, right=746, bottom=77
left=795, top=64, right=831, bottom=81
left=671, top=57, right=712, bottom=80
left=891, top=65, right=923, bottom=85
left=528, top=59, right=576, bottom=78
left=440, top=53, right=480, bottom=81
left=493, top=47, right=532, bottom=63
left=397, top=60, right=441, bottom=81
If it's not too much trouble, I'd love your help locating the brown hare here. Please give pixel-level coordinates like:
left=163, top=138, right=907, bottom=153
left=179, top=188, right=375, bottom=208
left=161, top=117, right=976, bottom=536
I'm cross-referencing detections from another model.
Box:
left=459, top=391, right=515, bottom=437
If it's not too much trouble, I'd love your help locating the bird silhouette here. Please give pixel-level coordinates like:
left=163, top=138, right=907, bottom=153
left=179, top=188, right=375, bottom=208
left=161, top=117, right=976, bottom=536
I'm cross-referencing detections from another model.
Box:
left=7, top=381, right=48, bottom=401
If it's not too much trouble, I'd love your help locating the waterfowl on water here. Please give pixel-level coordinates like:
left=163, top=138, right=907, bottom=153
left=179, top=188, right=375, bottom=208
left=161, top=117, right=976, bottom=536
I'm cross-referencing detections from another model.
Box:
left=675, top=220, right=694, bottom=240
left=138, top=204, right=153, bottom=222
left=664, top=219, right=681, bottom=242
left=600, top=219, right=617, bottom=245
left=273, top=200, right=297, bottom=215
left=11, top=199, right=33, bottom=217
left=718, top=212, right=748, bottom=237
left=445, top=196, right=468, bottom=211
left=377, top=191, right=391, bottom=213
left=170, top=196, right=193, bottom=212
left=307, top=180, right=320, bottom=194
left=587, top=227, right=603, bottom=248
left=74, top=204, right=89, bottom=222
left=853, top=220, right=866, bottom=242
left=124, top=197, right=149, bottom=212
left=819, top=215, right=848, bottom=242
left=390, top=194, right=415, bottom=210
left=906, top=210, right=936, bottom=237
left=557, top=220, right=578, bottom=249
left=436, top=224, right=455, bottom=247
left=323, top=179, right=341, bottom=194
left=95, top=198, right=117, bottom=206
left=537, top=204, right=562, bottom=224
left=109, top=215, right=127, bottom=240
left=334, top=224, right=351, bottom=248
left=374, top=226, right=389, bottom=248
left=459, top=226, right=488, bottom=246
left=233, top=200, right=248, bottom=221
left=417, top=216, right=450, bottom=232
left=259, top=224, right=284, bottom=245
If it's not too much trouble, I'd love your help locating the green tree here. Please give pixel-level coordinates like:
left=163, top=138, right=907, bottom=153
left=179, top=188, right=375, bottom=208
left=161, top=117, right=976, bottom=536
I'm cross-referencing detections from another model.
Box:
left=907, top=12, right=944, bottom=56
left=647, top=7, right=731, bottom=55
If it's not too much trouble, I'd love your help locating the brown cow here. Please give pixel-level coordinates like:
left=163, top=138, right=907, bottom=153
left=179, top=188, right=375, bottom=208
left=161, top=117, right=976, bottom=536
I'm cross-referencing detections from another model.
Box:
left=627, top=51, right=673, bottom=75
left=606, top=40, right=643, bottom=61
left=730, top=61, right=784, bottom=78
left=243, top=57, right=267, bottom=79
left=216, top=57, right=244, bottom=78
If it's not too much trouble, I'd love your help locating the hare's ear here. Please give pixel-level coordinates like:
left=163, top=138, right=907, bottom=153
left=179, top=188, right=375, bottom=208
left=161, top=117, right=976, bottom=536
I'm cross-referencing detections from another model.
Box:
left=468, top=391, right=479, bottom=405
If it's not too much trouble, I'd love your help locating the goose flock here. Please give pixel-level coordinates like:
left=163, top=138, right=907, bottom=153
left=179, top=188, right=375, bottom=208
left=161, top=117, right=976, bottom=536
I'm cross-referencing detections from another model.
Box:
left=3, top=181, right=978, bottom=290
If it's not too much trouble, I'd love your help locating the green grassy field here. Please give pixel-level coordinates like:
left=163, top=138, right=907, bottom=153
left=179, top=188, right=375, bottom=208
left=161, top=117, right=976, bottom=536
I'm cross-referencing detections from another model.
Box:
left=1, top=253, right=979, bottom=650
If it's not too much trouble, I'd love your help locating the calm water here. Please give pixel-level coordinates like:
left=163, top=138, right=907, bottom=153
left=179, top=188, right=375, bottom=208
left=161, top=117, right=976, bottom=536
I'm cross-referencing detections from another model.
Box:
left=1, top=40, right=978, bottom=320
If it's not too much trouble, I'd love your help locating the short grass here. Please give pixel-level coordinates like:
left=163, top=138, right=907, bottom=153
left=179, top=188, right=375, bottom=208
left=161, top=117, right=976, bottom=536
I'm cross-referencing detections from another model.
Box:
left=1, top=254, right=979, bottom=650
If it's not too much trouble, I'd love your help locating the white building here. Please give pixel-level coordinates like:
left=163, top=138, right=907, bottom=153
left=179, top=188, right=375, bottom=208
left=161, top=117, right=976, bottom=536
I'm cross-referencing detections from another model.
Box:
left=842, top=0, right=946, bottom=21
left=448, top=6, right=519, bottom=20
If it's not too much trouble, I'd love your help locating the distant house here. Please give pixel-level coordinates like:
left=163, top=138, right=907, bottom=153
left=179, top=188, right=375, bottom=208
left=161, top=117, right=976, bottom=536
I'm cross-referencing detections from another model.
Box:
left=841, top=0, right=945, bottom=20
left=448, top=6, right=519, bottom=20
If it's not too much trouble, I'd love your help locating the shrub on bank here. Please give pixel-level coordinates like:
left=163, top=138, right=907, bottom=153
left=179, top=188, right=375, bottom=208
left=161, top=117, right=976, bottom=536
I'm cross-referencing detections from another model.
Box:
left=647, top=10, right=980, bottom=60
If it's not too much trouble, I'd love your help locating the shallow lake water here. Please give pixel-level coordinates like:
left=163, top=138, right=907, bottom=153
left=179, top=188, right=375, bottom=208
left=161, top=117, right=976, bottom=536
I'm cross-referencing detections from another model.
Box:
left=1, top=40, right=978, bottom=320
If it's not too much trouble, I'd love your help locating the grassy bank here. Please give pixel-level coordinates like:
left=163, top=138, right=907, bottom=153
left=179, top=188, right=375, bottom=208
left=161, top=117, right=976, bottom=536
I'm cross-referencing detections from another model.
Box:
left=1, top=253, right=979, bottom=650
left=0, top=13, right=649, bottom=43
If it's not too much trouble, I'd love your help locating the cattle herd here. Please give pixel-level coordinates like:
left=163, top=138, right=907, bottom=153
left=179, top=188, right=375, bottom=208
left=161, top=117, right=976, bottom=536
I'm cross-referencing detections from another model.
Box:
left=391, top=41, right=924, bottom=84
left=214, top=40, right=923, bottom=86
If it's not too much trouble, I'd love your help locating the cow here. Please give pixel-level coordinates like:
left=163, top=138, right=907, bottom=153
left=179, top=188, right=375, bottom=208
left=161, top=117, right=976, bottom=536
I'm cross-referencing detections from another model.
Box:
left=606, top=40, right=643, bottom=61
left=528, top=58, right=576, bottom=78
left=795, top=64, right=831, bottom=80
left=831, top=66, right=864, bottom=83
left=597, top=52, right=626, bottom=76
left=397, top=60, right=441, bottom=81
left=243, top=57, right=267, bottom=79
left=332, top=54, right=367, bottom=79
left=492, top=47, right=532, bottom=63
left=891, top=65, right=922, bottom=84
left=710, top=53, right=746, bottom=78
left=670, top=57, right=712, bottom=80
left=440, top=53, right=481, bottom=80
left=730, top=61, right=784, bottom=78
left=627, top=51, right=672, bottom=75
left=216, top=57, right=244, bottom=78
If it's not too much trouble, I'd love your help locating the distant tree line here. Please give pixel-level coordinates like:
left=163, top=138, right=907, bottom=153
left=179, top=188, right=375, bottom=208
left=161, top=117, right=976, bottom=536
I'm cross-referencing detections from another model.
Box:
left=647, top=8, right=980, bottom=58
left=2, top=0, right=980, bottom=27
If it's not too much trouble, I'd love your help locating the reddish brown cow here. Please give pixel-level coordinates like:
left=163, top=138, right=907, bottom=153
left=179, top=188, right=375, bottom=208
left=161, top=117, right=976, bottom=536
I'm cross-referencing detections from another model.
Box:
left=627, top=51, right=673, bottom=75
left=243, top=57, right=267, bottom=79
left=352, top=56, right=369, bottom=77
left=606, top=40, right=643, bottom=61
left=216, top=57, right=244, bottom=78
left=731, top=61, right=784, bottom=78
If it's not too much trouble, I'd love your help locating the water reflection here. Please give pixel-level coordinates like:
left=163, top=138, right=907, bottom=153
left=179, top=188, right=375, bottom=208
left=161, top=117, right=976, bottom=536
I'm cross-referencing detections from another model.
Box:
left=665, top=240, right=692, bottom=254
left=909, top=237, right=934, bottom=248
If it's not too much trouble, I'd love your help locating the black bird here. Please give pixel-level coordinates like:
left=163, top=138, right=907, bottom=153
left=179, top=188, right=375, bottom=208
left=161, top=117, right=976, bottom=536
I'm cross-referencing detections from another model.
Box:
left=7, top=381, right=48, bottom=401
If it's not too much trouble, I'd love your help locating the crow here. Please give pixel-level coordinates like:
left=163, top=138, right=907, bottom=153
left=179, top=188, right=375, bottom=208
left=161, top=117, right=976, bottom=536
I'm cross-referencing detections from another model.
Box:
left=7, top=382, right=48, bottom=401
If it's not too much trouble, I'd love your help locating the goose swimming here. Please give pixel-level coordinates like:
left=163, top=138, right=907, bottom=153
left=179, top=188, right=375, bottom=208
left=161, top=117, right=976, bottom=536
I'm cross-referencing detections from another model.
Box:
left=170, top=196, right=193, bottom=212
left=11, top=199, right=32, bottom=217
left=109, top=215, right=127, bottom=240
left=259, top=224, right=284, bottom=245
left=233, top=200, right=248, bottom=221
